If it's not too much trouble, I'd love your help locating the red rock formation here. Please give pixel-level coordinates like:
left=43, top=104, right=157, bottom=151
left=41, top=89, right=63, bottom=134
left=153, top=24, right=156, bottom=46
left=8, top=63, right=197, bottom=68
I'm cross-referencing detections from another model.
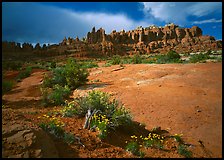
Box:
left=2, top=23, right=222, bottom=59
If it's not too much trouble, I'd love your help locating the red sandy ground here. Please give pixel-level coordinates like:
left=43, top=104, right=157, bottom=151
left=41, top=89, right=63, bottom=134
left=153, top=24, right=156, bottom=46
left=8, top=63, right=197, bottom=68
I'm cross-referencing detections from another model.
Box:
left=2, top=62, right=222, bottom=158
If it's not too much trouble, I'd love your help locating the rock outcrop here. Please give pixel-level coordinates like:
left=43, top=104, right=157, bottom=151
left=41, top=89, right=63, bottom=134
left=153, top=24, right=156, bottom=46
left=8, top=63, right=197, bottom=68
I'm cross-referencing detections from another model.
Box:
left=84, top=23, right=221, bottom=55
left=2, top=109, right=59, bottom=158
left=2, top=23, right=222, bottom=59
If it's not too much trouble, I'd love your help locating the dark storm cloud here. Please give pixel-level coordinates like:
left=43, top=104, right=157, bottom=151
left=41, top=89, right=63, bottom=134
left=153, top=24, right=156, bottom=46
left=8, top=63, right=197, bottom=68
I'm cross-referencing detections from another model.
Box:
left=2, top=2, right=93, bottom=44
left=2, top=2, right=151, bottom=44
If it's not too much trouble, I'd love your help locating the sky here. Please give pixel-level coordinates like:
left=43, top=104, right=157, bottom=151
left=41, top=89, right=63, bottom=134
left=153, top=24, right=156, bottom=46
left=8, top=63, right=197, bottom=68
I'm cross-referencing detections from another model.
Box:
left=2, top=2, right=222, bottom=45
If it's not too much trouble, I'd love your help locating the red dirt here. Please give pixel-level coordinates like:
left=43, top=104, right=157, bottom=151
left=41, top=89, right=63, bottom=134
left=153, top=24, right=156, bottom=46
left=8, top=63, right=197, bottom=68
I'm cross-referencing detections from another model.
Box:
left=2, top=62, right=222, bottom=158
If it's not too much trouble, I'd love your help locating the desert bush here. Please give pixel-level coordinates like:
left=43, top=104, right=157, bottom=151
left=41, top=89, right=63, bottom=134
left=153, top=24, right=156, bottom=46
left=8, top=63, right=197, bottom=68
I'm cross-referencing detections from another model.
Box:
left=39, top=119, right=65, bottom=138
left=103, top=62, right=112, bottom=67
left=2, top=61, right=23, bottom=70
left=72, top=90, right=116, bottom=117
left=48, top=85, right=71, bottom=105
left=63, top=132, right=75, bottom=144
left=177, top=144, right=192, bottom=158
left=156, top=51, right=181, bottom=64
left=41, top=85, right=71, bottom=106
left=189, top=53, right=210, bottom=63
left=43, top=58, right=89, bottom=90
left=63, top=58, right=89, bottom=90
left=2, top=80, right=14, bottom=95
left=16, top=66, right=32, bottom=81
left=39, top=116, right=75, bottom=144
left=126, top=141, right=140, bottom=155
left=167, top=50, right=181, bottom=59
left=61, top=90, right=132, bottom=131
left=111, top=55, right=121, bottom=65
left=206, top=50, right=212, bottom=55
left=80, top=61, right=99, bottom=69
left=131, top=54, right=142, bottom=64
left=41, top=58, right=89, bottom=106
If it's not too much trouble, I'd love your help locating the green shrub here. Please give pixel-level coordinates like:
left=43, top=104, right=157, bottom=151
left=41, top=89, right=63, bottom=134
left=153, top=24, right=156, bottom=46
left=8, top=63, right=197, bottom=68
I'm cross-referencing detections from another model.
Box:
left=206, top=50, right=212, bottom=55
left=111, top=55, right=121, bottom=65
left=63, top=132, right=75, bottom=144
left=61, top=101, right=78, bottom=117
left=178, top=144, right=192, bottom=158
left=2, top=80, right=14, bottom=95
left=63, top=58, right=89, bottom=90
left=103, top=62, right=112, bottom=67
left=41, top=85, right=71, bottom=106
left=43, top=58, right=89, bottom=90
left=48, top=85, right=71, bottom=105
left=126, top=141, right=140, bottom=156
left=41, top=58, right=89, bottom=106
left=90, top=113, right=109, bottom=139
left=73, top=90, right=115, bottom=117
left=167, top=50, right=181, bottom=59
left=2, top=61, right=23, bottom=70
left=189, top=53, right=210, bottom=63
left=111, top=106, right=132, bottom=128
left=16, top=66, right=32, bottom=81
left=62, top=90, right=132, bottom=129
left=155, top=51, right=181, bottom=64
left=39, top=120, right=64, bottom=138
left=50, top=61, right=57, bottom=68
left=143, top=133, right=164, bottom=149
left=80, top=61, right=99, bottom=69
left=132, top=54, right=142, bottom=64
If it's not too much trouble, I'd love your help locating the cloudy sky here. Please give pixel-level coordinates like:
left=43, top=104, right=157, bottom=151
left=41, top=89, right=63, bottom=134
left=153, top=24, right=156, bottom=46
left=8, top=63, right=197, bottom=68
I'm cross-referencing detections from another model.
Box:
left=2, top=2, right=222, bottom=45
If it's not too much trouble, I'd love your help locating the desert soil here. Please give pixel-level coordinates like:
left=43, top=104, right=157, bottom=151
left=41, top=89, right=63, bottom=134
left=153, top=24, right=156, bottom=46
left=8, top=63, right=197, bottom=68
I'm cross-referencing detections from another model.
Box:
left=2, top=62, right=222, bottom=158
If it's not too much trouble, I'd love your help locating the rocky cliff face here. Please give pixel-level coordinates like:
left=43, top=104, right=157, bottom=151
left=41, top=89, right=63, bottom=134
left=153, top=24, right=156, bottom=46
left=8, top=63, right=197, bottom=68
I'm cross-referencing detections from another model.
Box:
left=2, top=23, right=222, bottom=58
left=85, top=23, right=220, bottom=55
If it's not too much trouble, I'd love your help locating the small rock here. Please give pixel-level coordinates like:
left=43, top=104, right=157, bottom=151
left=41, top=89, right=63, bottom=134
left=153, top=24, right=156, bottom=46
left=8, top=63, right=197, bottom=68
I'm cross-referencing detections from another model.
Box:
left=34, top=149, right=42, bottom=158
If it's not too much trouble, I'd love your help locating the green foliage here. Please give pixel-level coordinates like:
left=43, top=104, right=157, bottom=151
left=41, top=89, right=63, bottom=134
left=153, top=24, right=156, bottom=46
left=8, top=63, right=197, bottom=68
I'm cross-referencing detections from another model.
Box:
left=111, top=106, right=132, bottom=128
left=63, top=132, right=75, bottom=144
left=73, top=90, right=115, bottom=117
left=141, top=133, right=164, bottom=149
left=61, top=101, right=78, bottom=117
left=111, top=55, right=121, bottom=65
left=63, top=58, right=89, bottom=90
left=189, top=53, right=210, bottom=63
left=103, top=62, right=112, bottom=67
left=131, top=54, right=142, bottom=64
left=39, top=120, right=64, bottom=138
left=125, top=141, right=141, bottom=156
left=167, top=50, right=181, bottom=59
left=41, top=58, right=89, bottom=106
left=2, top=80, right=14, bottom=95
left=16, top=66, right=32, bottom=81
left=90, top=113, right=109, bottom=139
left=80, top=61, right=99, bottom=69
left=206, top=50, right=212, bottom=55
left=156, top=51, right=181, bottom=64
left=48, top=85, right=71, bottom=105
left=39, top=118, right=75, bottom=144
left=42, top=58, right=89, bottom=90
left=172, top=134, right=183, bottom=143
left=41, top=85, right=71, bottom=106
left=2, top=61, right=23, bottom=70
left=50, top=61, right=57, bottom=68
left=178, top=144, right=192, bottom=158
left=61, top=90, right=132, bottom=139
